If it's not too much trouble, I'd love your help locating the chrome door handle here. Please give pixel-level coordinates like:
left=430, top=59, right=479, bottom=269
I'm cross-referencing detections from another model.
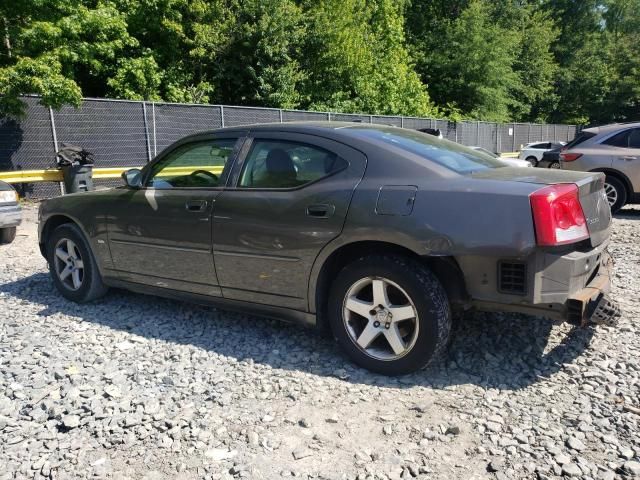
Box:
left=185, top=200, right=207, bottom=212
left=622, top=156, right=638, bottom=161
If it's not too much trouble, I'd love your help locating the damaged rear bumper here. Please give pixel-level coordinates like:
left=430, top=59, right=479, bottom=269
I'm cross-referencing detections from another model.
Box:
left=566, top=253, right=620, bottom=326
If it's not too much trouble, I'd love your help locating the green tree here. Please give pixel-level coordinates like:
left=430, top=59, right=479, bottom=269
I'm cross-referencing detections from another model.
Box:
left=301, top=0, right=434, bottom=116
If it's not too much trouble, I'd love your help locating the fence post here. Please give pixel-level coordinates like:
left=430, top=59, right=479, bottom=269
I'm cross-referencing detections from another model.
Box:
left=152, top=102, right=157, bottom=157
left=220, top=105, right=225, bottom=128
left=49, top=107, right=64, bottom=194
left=327, top=112, right=331, bottom=121
left=454, top=122, right=458, bottom=143
left=512, top=123, right=516, bottom=152
left=528, top=123, right=531, bottom=143
left=495, top=123, right=500, bottom=153
left=476, top=121, right=480, bottom=146
left=279, top=109, right=283, bottom=123
left=142, top=102, right=153, bottom=163
left=401, top=117, right=404, bottom=128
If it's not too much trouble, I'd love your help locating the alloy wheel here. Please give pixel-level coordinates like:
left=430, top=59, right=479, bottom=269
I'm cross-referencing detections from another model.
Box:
left=604, top=182, right=618, bottom=207
left=53, top=238, right=85, bottom=291
left=342, top=277, right=419, bottom=361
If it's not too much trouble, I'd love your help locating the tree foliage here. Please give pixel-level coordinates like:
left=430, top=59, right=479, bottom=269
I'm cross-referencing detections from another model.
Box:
left=1, top=0, right=638, bottom=124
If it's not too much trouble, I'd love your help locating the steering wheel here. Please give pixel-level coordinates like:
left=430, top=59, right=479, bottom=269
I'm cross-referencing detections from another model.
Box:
left=189, top=169, right=219, bottom=184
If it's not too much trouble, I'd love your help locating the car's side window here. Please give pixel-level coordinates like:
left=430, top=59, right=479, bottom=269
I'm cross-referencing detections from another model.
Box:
left=146, top=139, right=238, bottom=189
left=238, top=140, right=347, bottom=189
left=628, top=129, right=640, bottom=148
left=603, top=131, right=630, bottom=148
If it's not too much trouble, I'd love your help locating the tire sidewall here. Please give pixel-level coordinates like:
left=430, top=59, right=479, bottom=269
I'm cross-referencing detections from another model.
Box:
left=328, top=255, right=451, bottom=375
left=47, top=224, right=100, bottom=302
left=605, top=176, right=626, bottom=214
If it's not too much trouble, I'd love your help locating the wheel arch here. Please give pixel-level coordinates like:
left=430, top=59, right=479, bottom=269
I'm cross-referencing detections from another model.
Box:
left=589, top=168, right=633, bottom=198
left=311, top=240, right=469, bottom=332
left=39, top=214, right=86, bottom=257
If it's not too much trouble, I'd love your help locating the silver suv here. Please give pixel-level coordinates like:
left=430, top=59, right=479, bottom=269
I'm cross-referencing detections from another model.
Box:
left=560, top=122, right=640, bottom=212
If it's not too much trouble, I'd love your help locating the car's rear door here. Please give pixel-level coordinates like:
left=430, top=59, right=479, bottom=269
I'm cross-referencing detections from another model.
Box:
left=211, top=131, right=367, bottom=310
left=107, top=134, right=244, bottom=296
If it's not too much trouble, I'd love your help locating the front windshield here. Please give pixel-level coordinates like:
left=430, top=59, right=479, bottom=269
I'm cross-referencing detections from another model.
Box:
left=349, top=127, right=505, bottom=173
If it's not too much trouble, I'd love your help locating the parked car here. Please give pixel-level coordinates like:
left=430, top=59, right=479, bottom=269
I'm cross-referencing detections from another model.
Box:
left=519, top=141, right=566, bottom=166
left=538, top=146, right=563, bottom=169
left=0, top=181, right=21, bottom=244
left=38, top=123, right=618, bottom=375
left=470, top=147, right=532, bottom=167
left=560, top=122, right=640, bottom=213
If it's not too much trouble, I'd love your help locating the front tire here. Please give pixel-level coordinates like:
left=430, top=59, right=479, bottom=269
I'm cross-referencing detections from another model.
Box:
left=0, top=227, right=17, bottom=245
left=46, top=223, right=108, bottom=303
left=604, top=176, right=626, bottom=214
left=526, top=156, right=538, bottom=167
left=328, top=255, right=451, bottom=375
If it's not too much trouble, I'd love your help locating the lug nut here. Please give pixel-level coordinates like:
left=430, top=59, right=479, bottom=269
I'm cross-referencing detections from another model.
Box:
left=373, top=321, right=380, bottom=328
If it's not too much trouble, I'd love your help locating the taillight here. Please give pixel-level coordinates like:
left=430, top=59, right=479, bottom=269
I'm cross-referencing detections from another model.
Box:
left=560, top=152, right=582, bottom=162
left=530, top=184, right=589, bottom=246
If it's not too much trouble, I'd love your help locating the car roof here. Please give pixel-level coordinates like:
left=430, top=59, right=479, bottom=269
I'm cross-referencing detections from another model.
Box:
left=182, top=121, right=400, bottom=137
left=582, top=121, right=640, bottom=135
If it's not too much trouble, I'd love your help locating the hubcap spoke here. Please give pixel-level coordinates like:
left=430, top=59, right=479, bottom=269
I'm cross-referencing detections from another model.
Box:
left=384, top=324, right=406, bottom=356
left=55, top=248, right=70, bottom=262
left=345, top=297, right=374, bottom=318
left=74, top=260, right=84, bottom=270
left=59, top=266, right=72, bottom=281
left=66, top=239, right=77, bottom=259
left=389, top=304, right=415, bottom=322
left=356, top=322, right=381, bottom=349
left=71, top=269, right=82, bottom=289
left=372, top=279, right=389, bottom=307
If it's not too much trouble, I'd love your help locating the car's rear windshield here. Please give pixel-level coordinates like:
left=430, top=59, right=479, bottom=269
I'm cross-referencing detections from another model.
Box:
left=348, top=127, right=504, bottom=173
left=565, top=131, right=596, bottom=149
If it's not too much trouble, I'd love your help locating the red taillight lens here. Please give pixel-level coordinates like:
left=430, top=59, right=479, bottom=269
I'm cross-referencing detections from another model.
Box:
left=530, top=184, right=589, bottom=246
left=560, top=152, right=582, bottom=162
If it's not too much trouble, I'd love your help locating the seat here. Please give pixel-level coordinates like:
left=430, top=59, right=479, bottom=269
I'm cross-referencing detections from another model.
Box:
left=254, top=148, right=299, bottom=188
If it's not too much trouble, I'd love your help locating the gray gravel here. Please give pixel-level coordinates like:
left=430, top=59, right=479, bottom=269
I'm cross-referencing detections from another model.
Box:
left=1, top=204, right=639, bottom=480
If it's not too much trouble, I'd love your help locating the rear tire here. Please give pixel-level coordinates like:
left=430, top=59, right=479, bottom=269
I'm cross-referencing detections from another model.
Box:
left=0, top=227, right=17, bottom=245
left=526, top=156, right=538, bottom=167
left=328, top=254, right=451, bottom=375
left=604, top=176, right=627, bottom=214
left=46, top=223, right=108, bottom=303
left=549, top=161, right=560, bottom=169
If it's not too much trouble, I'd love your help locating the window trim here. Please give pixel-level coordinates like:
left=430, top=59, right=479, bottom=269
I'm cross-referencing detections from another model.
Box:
left=139, top=135, right=245, bottom=190
left=230, top=137, right=349, bottom=192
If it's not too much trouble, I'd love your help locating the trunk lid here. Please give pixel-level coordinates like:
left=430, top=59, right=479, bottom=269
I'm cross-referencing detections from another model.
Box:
left=471, top=167, right=611, bottom=247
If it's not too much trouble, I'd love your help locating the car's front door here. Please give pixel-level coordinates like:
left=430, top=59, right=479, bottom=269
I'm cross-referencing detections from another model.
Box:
left=107, top=135, right=243, bottom=296
left=212, top=132, right=367, bottom=310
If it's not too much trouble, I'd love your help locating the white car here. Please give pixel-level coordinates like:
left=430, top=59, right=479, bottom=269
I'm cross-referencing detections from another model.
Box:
left=470, top=147, right=533, bottom=167
left=518, top=141, right=566, bottom=166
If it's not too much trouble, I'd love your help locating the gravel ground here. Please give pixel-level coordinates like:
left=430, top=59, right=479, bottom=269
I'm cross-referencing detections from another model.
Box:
left=1, top=204, right=639, bottom=480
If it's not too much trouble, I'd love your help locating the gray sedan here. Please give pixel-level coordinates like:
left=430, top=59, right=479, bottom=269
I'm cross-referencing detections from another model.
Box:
left=0, top=181, right=21, bottom=244
left=38, top=123, right=618, bottom=375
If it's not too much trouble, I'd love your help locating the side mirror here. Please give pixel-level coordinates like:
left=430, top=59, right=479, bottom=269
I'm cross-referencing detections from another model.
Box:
left=122, top=168, right=142, bottom=188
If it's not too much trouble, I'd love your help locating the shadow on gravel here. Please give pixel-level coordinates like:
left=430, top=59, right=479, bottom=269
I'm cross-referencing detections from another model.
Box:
left=1, top=273, right=594, bottom=391
left=615, top=208, right=640, bottom=219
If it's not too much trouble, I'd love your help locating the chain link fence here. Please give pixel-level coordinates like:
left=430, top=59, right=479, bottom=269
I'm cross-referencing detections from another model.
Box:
left=0, top=96, right=579, bottom=198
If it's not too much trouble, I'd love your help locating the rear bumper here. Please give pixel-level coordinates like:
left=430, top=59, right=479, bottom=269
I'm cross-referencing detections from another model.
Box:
left=0, top=204, right=22, bottom=228
left=470, top=243, right=620, bottom=326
